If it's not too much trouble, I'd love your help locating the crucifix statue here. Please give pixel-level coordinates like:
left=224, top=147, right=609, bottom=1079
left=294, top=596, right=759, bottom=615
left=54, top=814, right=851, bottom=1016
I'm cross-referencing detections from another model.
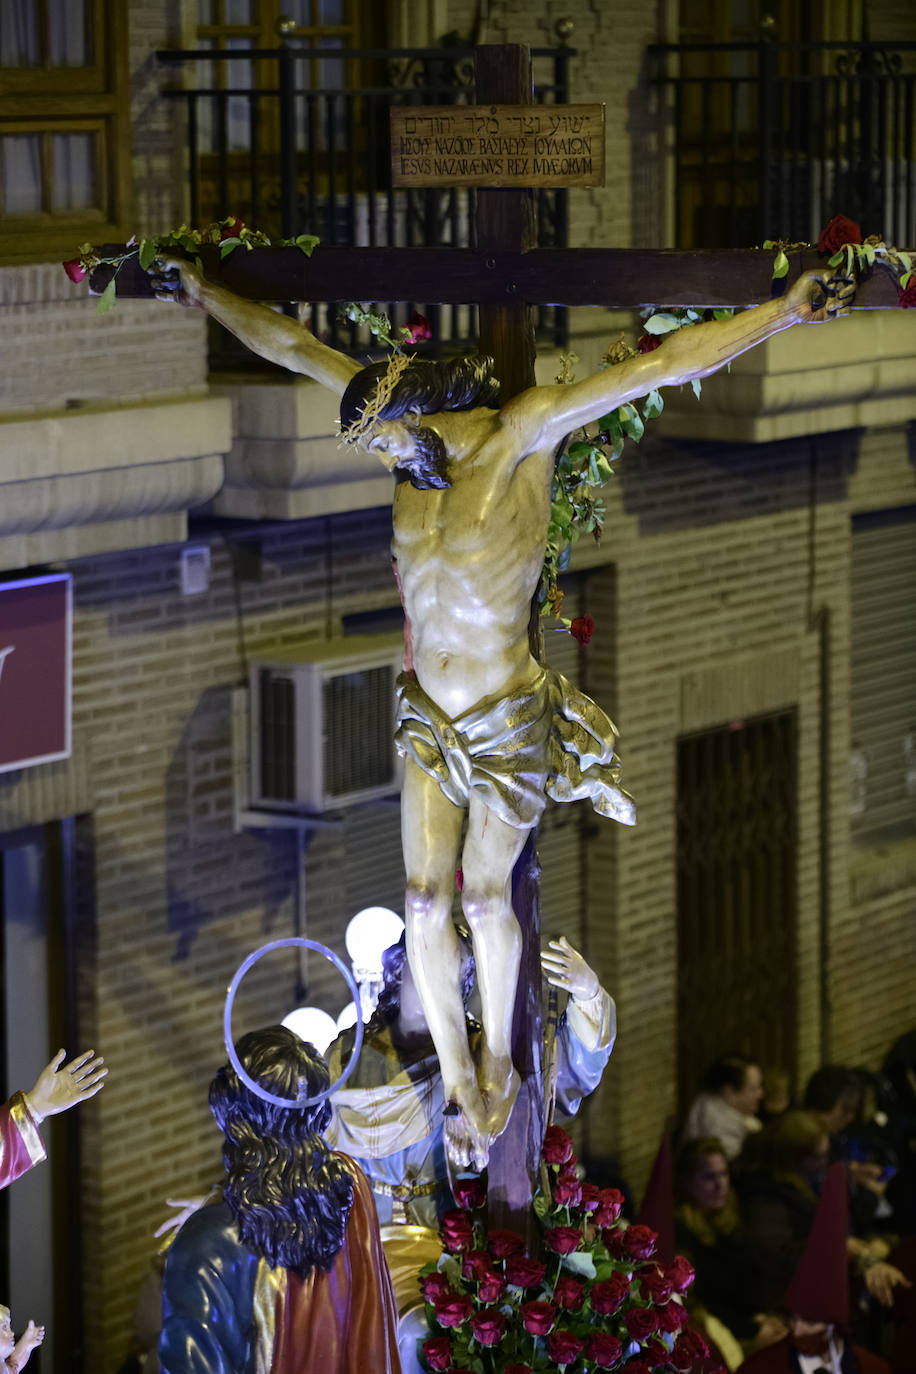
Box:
left=152, top=248, right=852, bottom=1173
left=97, top=41, right=905, bottom=1227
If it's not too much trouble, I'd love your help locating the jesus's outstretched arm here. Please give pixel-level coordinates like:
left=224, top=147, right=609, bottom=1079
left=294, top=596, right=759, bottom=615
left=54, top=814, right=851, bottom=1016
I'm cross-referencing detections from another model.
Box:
left=500, top=269, right=854, bottom=455
left=152, top=256, right=361, bottom=397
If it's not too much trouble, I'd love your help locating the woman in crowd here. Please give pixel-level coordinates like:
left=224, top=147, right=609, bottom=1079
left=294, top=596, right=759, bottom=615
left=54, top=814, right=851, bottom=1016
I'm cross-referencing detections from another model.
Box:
left=675, top=1136, right=785, bottom=1355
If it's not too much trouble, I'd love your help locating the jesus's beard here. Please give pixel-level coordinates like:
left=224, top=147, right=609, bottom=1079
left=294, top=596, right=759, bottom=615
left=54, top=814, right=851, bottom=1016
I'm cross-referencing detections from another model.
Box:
left=396, top=425, right=451, bottom=490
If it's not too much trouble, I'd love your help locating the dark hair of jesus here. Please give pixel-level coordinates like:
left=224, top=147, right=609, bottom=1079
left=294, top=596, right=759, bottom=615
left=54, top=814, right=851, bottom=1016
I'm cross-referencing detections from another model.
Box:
left=338, top=352, right=501, bottom=433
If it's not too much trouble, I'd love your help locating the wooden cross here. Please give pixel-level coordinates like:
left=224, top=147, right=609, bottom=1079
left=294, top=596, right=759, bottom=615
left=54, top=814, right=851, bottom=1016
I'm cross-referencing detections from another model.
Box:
left=99, top=42, right=905, bottom=1235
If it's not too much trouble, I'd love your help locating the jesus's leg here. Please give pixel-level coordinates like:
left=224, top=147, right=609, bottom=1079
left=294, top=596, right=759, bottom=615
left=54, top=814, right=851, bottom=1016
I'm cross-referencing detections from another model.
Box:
left=460, top=796, right=530, bottom=1144
left=400, top=759, right=489, bottom=1168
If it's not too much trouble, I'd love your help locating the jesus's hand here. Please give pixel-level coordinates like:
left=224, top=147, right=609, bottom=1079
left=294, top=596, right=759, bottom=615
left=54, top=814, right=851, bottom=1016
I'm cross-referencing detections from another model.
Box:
left=789, top=269, right=855, bottom=323
left=149, top=255, right=206, bottom=309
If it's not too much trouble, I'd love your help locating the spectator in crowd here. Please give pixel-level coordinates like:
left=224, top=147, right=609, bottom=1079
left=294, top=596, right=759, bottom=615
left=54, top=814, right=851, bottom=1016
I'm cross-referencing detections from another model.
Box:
left=683, top=1056, right=764, bottom=1160
left=159, top=1026, right=401, bottom=1374
left=734, top=1110, right=909, bottom=1316
left=674, top=1135, right=785, bottom=1356
left=758, top=1068, right=792, bottom=1129
left=804, top=1066, right=897, bottom=1238
left=736, top=1163, right=893, bottom=1374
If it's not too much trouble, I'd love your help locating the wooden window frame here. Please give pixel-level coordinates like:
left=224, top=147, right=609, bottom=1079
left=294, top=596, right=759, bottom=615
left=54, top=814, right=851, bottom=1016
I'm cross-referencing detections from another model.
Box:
left=0, top=0, right=130, bottom=264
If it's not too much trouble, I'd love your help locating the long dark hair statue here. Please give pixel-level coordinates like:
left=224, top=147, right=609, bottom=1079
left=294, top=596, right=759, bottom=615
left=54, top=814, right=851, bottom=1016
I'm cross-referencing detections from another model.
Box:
left=339, top=353, right=501, bottom=434
left=209, top=1025, right=354, bottom=1276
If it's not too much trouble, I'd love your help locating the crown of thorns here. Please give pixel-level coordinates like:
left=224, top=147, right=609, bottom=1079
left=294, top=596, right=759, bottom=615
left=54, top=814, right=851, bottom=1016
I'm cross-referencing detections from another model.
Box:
left=338, top=350, right=413, bottom=446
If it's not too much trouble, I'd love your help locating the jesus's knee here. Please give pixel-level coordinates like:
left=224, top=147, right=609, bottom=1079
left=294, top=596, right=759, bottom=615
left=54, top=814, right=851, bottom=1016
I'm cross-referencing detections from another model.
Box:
left=460, top=884, right=510, bottom=931
left=405, top=880, right=451, bottom=925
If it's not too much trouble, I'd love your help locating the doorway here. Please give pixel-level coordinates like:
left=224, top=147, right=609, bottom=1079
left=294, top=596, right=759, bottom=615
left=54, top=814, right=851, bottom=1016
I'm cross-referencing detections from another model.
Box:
left=676, top=711, right=798, bottom=1113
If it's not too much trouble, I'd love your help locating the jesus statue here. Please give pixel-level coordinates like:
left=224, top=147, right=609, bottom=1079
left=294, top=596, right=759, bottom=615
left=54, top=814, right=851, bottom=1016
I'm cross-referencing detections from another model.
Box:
left=155, top=257, right=852, bottom=1168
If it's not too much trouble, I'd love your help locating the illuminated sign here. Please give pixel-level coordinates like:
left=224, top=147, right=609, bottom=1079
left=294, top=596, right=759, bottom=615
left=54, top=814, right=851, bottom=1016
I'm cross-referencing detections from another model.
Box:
left=0, top=574, right=72, bottom=773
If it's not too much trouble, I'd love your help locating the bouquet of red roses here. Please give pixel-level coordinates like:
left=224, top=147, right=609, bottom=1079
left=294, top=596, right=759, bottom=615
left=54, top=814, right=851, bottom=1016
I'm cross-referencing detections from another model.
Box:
left=417, top=1126, right=710, bottom=1373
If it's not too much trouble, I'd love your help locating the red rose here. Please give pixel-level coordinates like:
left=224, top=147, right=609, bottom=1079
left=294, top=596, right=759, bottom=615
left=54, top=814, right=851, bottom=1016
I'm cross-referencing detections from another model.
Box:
left=622, top=1363, right=652, bottom=1374
left=622, top=1224, right=658, bottom=1260
left=593, top=1188, right=624, bottom=1226
left=470, top=1309, right=506, bottom=1347
left=553, top=1275, right=586, bottom=1311
left=62, top=258, right=87, bottom=283
left=440, top=1209, right=474, bottom=1253
left=488, top=1228, right=525, bottom=1260
left=431, top=1292, right=473, bottom=1327
left=548, top=1329, right=585, bottom=1366
left=586, top=1333, right=624, bottom=1368
left=643, top=1339, right=673, bottom=1369
left=505, top=1256, right=547, bottom=1288
left=579, top=1181, right=600, bottom=1212
left=452, top=1173, right=486, bottom=1209
left=590, top=1273, right=630, bottom=1316
left=817, top=213, right=862, bottom=255
left=219, top=215, right=245, bottom=240
left=664, top=1255, right=695, bottom=1294
left=478, top=1270, right=506, bottom=1304
left=461, top=1249, right=491, bottom=1280
left=421, top=1336, right=454, bottom=1370
left=543, top=1126, right=575, bottom=1164
left=569, top=614, right=595, bottom=646
left=637, top=333, right=661, bottom=353
left=421, top=1272, right=452, bottom=1302
left=640, top=1265, right=672, bottom=1303
left=544, top=1225, right=582, bottom=1255
left=506, top=1367, right=532, bottom=1374
left=655, top=1300, right=689, bottom=1334
left=625, top=1307, right=659, bottom=1341
left=553, top=1174, right=583, bottom=1207
left=404, top=310, right=432, bottom=344
left=898, top=280, right=916, bottom=308
left=670, top=1329, right=710, bottom=1370
left=520, top=1300, right=556, bottom=1335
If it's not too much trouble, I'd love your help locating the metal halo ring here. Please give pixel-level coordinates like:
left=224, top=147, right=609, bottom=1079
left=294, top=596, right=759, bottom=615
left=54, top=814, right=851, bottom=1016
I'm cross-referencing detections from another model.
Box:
left=223, top=937, right=364, bottom=1109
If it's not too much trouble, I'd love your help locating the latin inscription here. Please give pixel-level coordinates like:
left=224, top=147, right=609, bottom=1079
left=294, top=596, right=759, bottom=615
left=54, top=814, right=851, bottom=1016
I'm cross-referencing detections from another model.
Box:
left=390, top=105, right=605, bottom=188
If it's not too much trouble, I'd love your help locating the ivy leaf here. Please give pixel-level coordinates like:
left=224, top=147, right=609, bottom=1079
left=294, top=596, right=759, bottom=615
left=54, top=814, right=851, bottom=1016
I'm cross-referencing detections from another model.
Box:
left=901, top=270, right=911, bottom=290
left=864, top=243, right=876, bottom=266
left=691, top=377, right=702, bottom=400
left=828, top=250, right=845, bottom=268
left=295, top=233, right=320, bottom=256
left=219, top=236, right=242, bottom=257
left=138, top=238, right=158, bottom=271
left=96, top=278, right=117, bottom=315
left=619, top=403, right=644, bottom=442
left=643, top=312, right=682, bottom=335
left=772, top=250, right=790, bottom=279
left=567, top=440, right=597, bottom=458
left=593, top=455, right=614, bottom=484
left=642, top=388, right=664, bottom=419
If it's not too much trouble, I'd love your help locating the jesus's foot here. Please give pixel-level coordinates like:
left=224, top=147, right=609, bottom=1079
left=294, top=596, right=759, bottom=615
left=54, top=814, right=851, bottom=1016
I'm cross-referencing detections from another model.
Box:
left=477, top=1050, right=521, bottom=1143
left=443, top=1084, right=491, bottom=1172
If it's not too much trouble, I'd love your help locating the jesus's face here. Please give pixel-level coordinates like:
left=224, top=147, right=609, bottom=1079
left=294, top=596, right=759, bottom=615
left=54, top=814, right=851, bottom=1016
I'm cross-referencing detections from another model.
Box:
left=365, top=420, right=450, bottom=490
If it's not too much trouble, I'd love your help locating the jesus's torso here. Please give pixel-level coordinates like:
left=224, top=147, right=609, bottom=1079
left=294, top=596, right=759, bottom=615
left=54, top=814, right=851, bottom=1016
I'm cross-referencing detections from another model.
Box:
left=392, top=411, right=554, bottom=719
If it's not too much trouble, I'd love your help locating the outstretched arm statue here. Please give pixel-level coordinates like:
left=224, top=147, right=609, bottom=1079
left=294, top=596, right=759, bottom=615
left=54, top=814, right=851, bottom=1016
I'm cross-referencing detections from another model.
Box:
left=155, top=258, right=853, bottom=1169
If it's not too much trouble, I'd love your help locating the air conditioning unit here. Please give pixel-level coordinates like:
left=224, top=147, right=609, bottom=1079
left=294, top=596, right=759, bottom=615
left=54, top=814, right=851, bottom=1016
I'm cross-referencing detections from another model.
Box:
left=249, top=635, right=406, bottom=811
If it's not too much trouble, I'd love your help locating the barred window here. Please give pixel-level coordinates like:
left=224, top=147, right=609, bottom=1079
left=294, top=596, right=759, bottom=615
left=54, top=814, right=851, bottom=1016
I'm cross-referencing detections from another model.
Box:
left=850, top=506, right=916, bottom=845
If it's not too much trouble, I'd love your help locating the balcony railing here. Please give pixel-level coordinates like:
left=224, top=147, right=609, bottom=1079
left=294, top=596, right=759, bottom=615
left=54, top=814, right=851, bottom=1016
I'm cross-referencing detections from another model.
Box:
left=648, top=38, right=916, bottom=250
left=156, top=42, right=573, bottom=362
